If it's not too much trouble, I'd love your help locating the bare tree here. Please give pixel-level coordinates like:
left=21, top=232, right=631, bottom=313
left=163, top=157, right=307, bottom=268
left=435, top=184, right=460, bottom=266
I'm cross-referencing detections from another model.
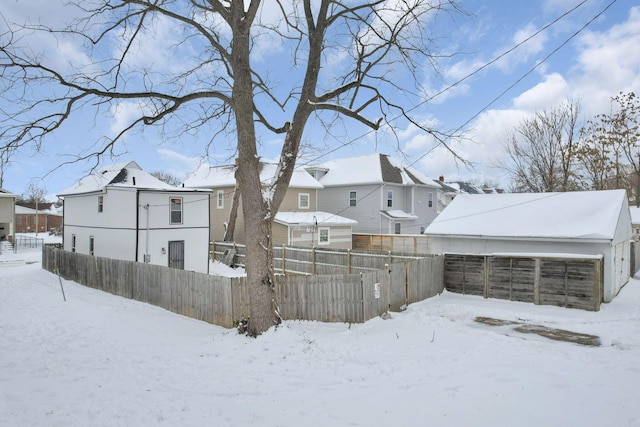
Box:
left=500, top=101, right=582, bottom=193
left=0, top=0, right=463, bottom=335
left=150, top=171, right=182, bottom=187
left=22, top=182, right=47, bottom=236
left=0, top=149, right=12, bottom=188
left=576, top=92, right=640, bottom=203
left=23, top=182, right=47, bottom=204
left=575, top=112, right=622, bottom=191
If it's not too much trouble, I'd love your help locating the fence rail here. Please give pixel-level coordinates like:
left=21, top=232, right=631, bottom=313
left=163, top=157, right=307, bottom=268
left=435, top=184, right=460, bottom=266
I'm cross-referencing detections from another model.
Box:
left=211, top=241, right=424, bottom=275
left=43, top=245, right=444, bottom=328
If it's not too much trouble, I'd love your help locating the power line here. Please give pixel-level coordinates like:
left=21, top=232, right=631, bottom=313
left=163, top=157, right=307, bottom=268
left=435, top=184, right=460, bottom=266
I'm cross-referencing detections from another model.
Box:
left=300, top=0, right=594, bottom=169
left=407, top=0, right=619, bottom=169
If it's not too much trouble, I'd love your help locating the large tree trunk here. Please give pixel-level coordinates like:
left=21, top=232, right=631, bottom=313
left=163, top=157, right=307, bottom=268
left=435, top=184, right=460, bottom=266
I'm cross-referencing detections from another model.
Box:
left=230, top=3, right=280, bottom=336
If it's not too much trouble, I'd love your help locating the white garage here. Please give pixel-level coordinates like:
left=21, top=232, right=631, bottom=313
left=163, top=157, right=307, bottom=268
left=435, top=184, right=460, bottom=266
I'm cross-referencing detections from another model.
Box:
left=425, top=189, right=632, bottom=303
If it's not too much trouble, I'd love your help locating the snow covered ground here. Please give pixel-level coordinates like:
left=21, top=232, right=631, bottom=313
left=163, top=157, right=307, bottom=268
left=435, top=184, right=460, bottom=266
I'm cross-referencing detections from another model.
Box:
left=2, top=236, right=640, bottom=426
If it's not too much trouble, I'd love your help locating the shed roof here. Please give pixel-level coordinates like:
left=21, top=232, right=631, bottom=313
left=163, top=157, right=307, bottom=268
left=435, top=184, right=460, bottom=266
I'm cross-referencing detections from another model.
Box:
left=275, top=211, right=357, bottom=226
left=425, top=189, right=629, bottom=240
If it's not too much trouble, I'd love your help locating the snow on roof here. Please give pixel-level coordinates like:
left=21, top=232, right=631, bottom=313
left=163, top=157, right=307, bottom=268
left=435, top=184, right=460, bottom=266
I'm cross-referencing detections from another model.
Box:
left=184, top=163, right=323, bottom=189
left=425, top=189, right=629, bottom=240
left=629, top=206, right=640, bottom=224
left=313, top=153, right=439, bottom=187
left=381, top=210, right=418, bottom=220
left=57, top=161, right=175, bottom=196
left=15, top=205, right=62, bottom=216
left=275, top=211, right=357, bottom=226
left=0, top=188, right=17, bottom=198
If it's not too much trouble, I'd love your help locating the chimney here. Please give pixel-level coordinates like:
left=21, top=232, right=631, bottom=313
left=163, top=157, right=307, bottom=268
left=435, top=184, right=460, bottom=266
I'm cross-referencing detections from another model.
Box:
left=439, top=175, right=444, bottom=182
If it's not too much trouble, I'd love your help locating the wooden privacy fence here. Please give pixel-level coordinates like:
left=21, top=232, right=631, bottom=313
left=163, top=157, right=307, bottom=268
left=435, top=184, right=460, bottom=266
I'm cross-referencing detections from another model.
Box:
left=352, top=233, right=429, bottom=254
left=211, top=241, right=423, bottom=275
left=42, top=245, right=444, bottom=328
left=444, top=254, right=603, bottom=311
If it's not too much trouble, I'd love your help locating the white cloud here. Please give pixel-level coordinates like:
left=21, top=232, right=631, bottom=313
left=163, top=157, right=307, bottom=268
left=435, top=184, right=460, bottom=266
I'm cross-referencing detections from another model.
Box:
left=512, top=73, right=569, bottom=111
left=108, top=101, right=150, bottom=136
left=570, top=6, right=640, bottom=116
left=493, top=23, right=549, bottom=72
left=156, top=149, right=202, bottom=180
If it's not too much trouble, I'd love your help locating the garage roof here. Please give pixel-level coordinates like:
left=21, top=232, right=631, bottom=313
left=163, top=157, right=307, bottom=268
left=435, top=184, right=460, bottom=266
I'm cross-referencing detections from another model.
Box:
left=425, top=189, right=628, bottom=240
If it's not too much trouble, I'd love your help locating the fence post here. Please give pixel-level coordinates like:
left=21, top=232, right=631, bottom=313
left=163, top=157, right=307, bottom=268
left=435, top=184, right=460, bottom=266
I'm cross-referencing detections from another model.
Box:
left=312, top=247, right=316, bottom=275
left=347, top=249, right=351, bottom=274
left=282, top=244, right=286, bottom=275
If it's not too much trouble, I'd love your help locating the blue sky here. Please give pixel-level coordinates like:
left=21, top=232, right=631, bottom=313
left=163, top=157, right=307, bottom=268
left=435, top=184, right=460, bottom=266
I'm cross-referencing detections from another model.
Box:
left=1, top=0, right=639, bottom=199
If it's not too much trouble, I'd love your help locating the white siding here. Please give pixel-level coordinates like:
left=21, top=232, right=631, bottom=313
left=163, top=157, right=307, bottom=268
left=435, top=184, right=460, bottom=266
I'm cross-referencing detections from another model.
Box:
left=62, top=188, right=210, bottom=274
left=138, top=191, right=210, bottom=273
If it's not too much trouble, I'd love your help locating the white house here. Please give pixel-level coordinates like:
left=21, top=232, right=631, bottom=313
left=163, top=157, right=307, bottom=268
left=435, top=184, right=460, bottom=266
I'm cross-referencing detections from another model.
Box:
left=58, top=161, right=211, bottom=274
left=0, top=187, right=17, bottom=244
left=307, top=154, right=440, bottom=235
left=425, top=189, right=632, bottom=303
left=184, top=162, right=357, bottom=249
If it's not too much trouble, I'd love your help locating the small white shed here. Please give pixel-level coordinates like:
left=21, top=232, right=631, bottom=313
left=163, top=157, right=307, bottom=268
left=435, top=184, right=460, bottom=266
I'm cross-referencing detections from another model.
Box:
left=425, top=190, right=632, bottom=303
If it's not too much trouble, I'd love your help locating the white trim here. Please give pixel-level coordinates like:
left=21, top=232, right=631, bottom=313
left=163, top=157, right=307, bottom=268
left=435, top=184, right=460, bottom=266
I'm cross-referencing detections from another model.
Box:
left=298, top=192, right=310, bottom=209
left=216, top=190, right=224, bottom=209
left=318, top=227, right=330, bottom=245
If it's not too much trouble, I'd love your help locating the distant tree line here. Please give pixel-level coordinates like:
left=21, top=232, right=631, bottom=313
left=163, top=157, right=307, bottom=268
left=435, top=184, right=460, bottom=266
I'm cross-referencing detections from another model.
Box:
left=500, top=92, right=640, bottom=204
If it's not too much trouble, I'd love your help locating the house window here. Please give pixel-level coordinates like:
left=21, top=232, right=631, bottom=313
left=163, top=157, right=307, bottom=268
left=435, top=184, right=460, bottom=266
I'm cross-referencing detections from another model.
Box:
left=89, top=236, right=95, bottom=256
left=420, top=227, right=425, bottom=234
left=299, top=193, right=310, bottom=209
left=72, top=234, right=76, bottom=253
left=16, top=216, right=22, bottom=225
left=217, top=190, right=224, bottom=209
left=428, top=192, right=433, bottom=208
left=318, top=227, right=330, bottom=245
left=349, top=191, right=357, bottom=207
left=170, top=197, right=183, bottom=224
left=394, top=223, right=401, bottom=234
left=98, top=195, right=104, bottom=213
left=387, top=190, right=393, bottom=208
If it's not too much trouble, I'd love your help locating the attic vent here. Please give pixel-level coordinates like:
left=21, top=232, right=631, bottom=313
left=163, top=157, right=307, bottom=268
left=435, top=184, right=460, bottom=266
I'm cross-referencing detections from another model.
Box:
left=133, top=177, right=136, bottom=186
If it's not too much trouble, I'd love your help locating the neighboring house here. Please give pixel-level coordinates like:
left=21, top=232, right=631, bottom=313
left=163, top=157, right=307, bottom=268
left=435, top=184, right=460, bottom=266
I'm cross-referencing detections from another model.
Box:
left=445, top=181, right=485, bottom=195
left=0, top=188, right=17, bottom=242
left=630, top=206, right=640, bottom=241
left=14, top=205, right=63, bottom=233
left=58, top=161, right=211, bottom=274
left=184, top=162, right=356, bottom=249
left=307, top=154, right=440, bottom=235
left=433, top=177, right=457, bottom=213
left=425, top=189, right=632, bottom=303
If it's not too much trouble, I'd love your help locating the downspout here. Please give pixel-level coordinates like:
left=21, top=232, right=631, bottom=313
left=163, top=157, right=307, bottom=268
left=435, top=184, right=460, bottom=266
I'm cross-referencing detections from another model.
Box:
left=144, top=203, right=150, bottom=262
left=135, top=191, right=140, bottom=262
left=380, top=184, right=384, bottom=234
